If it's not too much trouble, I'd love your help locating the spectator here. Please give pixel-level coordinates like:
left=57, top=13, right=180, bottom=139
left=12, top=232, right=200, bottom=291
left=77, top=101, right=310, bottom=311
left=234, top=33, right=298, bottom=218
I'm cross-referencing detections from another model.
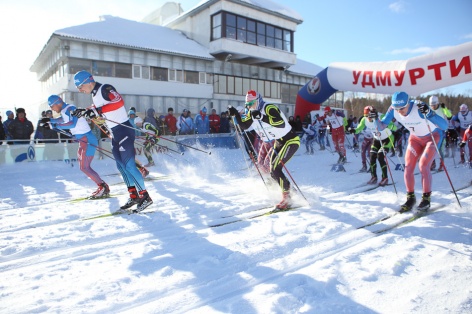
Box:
left=8, top=108, right=34, bottom=144
left=165, top=107, right=177, bottom=136
left=219, top=111, right=230, bottom=133
left=4, top=110, right=14, bottom=144
left=288, top=116, right=296, bottom=130
left=316, top=113, right=329, bottom=150
left=177, top=109, right=194, bottom=135
left=303, top=113, right=312, bottom=125
left=42, top=110, right=59, bottom=143
left=195, top=106, right=210, bottom=134
left=209, top=108, right=221, bottom=133
left=128, top=110, right=142, bottom=136
left=0, top=115, right=5, bottom=144
left=294, top=115, right=303, bottom=134
left=34, top=111, right=46, bottom=142
left=144, top=108, right=159, bottom=129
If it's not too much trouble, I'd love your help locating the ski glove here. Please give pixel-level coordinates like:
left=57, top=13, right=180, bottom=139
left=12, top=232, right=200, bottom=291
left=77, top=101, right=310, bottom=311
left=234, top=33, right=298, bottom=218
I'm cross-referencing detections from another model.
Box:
left=368, top=109, right=378, bottom=119
left=227, top=106, right=238, bottom=116
left=82, top=108, right=98, bottom=119
left=71, top=108, right=87, bottom=118
left=251, top=109, right=262, bottom=120
left=417, top=102, right=429, bottom=114
left=459, top=141, right=466, bottom=148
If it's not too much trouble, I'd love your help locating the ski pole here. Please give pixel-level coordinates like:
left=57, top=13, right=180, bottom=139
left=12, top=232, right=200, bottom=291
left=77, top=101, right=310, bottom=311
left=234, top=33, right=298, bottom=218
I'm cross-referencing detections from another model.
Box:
left=53, top=128, right=116, bottom=161
left=233, top=119, right=270, bottom=191
left=102, top=117, right=211, bottom=155
left=136, top=135, right=184, bottom=155
left=421, top=111, right=461, bottom=207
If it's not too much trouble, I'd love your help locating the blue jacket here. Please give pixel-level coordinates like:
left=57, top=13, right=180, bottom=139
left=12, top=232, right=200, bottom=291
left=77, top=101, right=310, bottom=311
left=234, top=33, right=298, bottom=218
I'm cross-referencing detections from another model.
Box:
left=194, top=113, right=209, bottom=134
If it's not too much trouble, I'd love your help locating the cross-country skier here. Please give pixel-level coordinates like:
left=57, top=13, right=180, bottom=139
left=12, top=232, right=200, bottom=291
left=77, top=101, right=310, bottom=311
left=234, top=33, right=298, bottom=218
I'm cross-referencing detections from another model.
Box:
left=322, top=106, right=347, bottom=164
left=71, top=70, right=152, bottom=212
left=46, top=95, right=109, bottom=199
left=228, top=90, right=300, bottom=210
left=351, top=106, right=396, bottom=186
left=375, top=92, right=448, bottom=212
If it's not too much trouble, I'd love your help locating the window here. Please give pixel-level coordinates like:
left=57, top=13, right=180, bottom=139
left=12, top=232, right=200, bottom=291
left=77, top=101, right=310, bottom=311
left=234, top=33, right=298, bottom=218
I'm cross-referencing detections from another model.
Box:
left=69, top=59, right=91, bottom=74
left=115, top=63, right=132, bottom=78
left=133, top=65, right=150, bottom=79
left=169, top=69, right=183, bottom=82
left=212, top=13, right=222, bottom=40
left=93, top=61, right=113, bottom=76
left=211, top=11, right=293, bottom=52
left=185, top=71, right=199, bottom=84
left=199, top=72, right=213, bottom=84
left=226, top=13, right=236, bottom=39
left=151, top=67, right=168, bottom=81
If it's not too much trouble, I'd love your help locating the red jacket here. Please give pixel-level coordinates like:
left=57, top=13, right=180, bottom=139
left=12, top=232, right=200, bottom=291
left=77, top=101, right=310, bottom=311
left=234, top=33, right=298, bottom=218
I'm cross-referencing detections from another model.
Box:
left=165, top=114, right=177, bottom=134
left=209, top=113, right=221, bottom=133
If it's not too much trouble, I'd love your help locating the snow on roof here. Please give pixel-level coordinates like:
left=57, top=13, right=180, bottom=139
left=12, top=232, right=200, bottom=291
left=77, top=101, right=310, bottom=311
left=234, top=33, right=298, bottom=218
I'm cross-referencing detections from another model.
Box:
left=182, top=0, right=303, bottom=23
left=241, top=0, right=303, bottom=21
left=53, top=15, right=214, bottom=60
left=290, top=58, right=323, bottom=77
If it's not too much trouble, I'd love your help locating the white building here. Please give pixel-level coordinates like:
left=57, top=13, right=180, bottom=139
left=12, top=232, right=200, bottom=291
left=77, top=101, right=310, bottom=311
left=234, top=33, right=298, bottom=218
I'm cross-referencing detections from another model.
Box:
left=30, top=0, right=323, bottom=118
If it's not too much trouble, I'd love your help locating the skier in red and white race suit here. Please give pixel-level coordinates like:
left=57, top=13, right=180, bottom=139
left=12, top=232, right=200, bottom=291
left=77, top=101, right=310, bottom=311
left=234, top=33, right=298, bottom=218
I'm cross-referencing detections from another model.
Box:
left=376, top=92, right=448, bottom=213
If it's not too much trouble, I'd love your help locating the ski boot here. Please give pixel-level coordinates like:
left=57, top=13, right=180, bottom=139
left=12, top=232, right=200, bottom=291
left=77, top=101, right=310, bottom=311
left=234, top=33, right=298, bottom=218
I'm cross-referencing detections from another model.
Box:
left=275, top=191, right=292, bottom=211
left=89, top=182, right=110, bottom=199
left=135, top=190, right=153, bottom=212
left=399, top=192, right=416, bottom=213
left=367, top=176, right=377, bottom=185
left=416, top=192, right=431, bottom=212
left=378, top=177, right=388, bottom=186
left=359, top=164, right=367, bottom=172
left=139, top=166, right=150, bottom=178
left=120, top=187, right=140, bottom=210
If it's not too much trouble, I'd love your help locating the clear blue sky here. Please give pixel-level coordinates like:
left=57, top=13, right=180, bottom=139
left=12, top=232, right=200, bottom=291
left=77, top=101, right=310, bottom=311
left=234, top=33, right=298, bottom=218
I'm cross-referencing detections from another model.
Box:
left=0, top=0, right=471, bottom=118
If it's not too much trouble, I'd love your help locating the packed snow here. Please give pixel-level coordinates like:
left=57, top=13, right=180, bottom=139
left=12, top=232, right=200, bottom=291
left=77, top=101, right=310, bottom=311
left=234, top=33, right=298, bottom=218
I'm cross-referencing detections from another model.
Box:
left=0, top=138, right=471, bottom=313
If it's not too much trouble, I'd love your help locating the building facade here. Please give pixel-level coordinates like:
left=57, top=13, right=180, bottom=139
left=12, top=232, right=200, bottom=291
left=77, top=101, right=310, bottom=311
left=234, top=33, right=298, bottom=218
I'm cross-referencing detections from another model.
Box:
left=30, top=0, right=323, bottom=119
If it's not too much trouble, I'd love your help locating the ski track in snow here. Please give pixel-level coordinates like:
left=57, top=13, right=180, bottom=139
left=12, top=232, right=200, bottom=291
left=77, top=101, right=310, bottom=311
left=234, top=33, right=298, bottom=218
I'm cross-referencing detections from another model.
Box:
left=1, top=147, right=471, bottom=313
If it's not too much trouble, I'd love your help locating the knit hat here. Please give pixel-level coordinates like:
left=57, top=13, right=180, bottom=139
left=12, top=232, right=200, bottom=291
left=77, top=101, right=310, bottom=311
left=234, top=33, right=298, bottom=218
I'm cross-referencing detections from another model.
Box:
left=429, top=95, right=439, bottom=107
left=202, top=107, right=207, bottom=113
left=459, top=104, right=468, bottom=112
left=128, top=110, right=136, bottom=116
left=48, top=95, right=63, bottom=107
left=74, top=70, right=95, bottom=87
left=324, top=106, right=331, bottom=113
left=16, top=108, right=25, bottom=114
left=391, top=92, right=409, bottom=109
left=245, top=90, right=258, bottom=105
left=6, top=110, right=13, bottom=116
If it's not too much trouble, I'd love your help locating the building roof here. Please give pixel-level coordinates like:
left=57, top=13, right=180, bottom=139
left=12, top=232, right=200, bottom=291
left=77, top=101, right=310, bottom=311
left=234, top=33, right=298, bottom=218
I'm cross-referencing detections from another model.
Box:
left=181, top=0, right=303, bottom=24
left=53, top=15, right=214, bottom=60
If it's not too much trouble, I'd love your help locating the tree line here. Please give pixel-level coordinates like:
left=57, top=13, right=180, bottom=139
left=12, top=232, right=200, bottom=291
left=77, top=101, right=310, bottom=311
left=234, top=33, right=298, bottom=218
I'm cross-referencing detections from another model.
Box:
left=344, top=93, right=472, bottom=118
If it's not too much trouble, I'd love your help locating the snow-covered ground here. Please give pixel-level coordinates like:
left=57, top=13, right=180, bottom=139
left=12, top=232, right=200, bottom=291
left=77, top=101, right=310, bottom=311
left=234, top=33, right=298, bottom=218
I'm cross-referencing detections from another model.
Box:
left=1, top=139, right=471, bottom=313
